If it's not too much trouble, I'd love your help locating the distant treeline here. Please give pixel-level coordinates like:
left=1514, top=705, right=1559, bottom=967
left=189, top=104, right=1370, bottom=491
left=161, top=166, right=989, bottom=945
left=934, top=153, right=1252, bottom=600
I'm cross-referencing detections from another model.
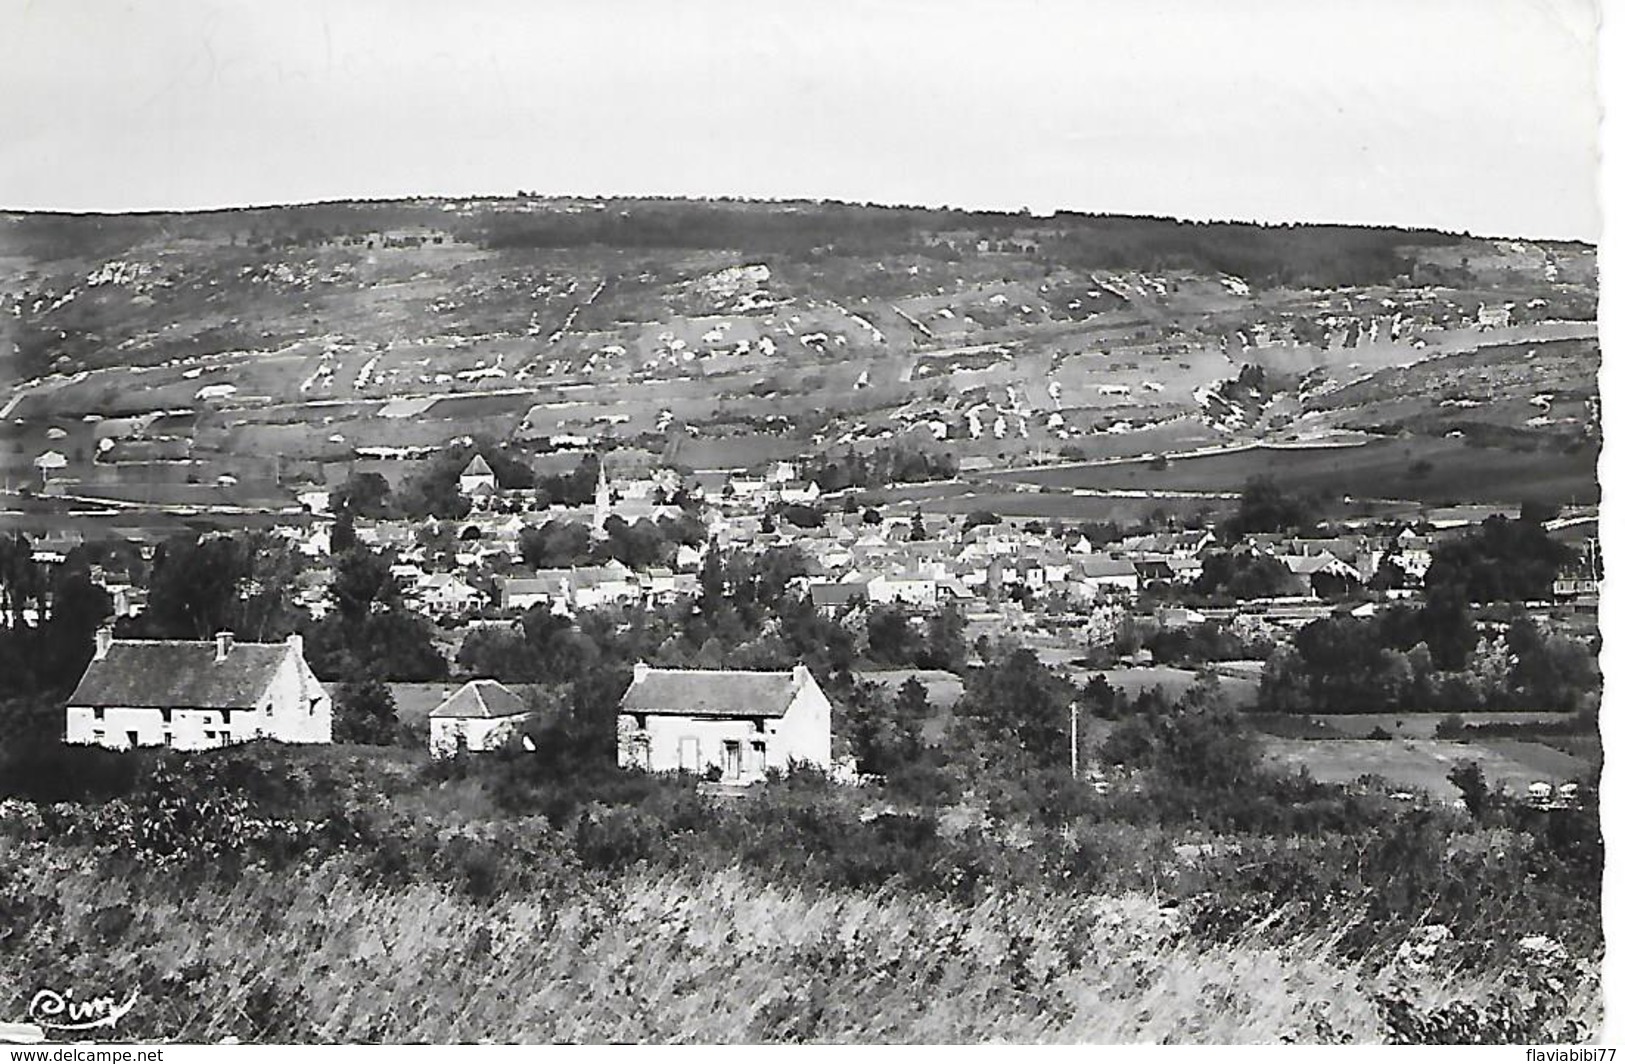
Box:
left=5, top=197, right=1519, bottom=290
left=483, top=205, right=1466, bottom=287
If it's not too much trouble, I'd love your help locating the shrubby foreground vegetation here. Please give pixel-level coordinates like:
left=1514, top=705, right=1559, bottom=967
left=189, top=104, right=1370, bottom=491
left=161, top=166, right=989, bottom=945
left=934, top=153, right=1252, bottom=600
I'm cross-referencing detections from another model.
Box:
left=0, top=665, right=1600, bottom=1044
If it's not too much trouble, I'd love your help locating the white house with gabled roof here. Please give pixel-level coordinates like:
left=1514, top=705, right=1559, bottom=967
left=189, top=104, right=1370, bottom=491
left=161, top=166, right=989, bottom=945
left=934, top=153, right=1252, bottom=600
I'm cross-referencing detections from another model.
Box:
left=428, top=679, right=536, bottom=758
left=616, top=664, right=832, bottom=782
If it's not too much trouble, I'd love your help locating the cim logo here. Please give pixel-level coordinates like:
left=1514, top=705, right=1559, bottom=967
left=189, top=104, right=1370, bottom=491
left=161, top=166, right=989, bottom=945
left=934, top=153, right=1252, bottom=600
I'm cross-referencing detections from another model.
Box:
left=26, top=987, right=138, bottom=1033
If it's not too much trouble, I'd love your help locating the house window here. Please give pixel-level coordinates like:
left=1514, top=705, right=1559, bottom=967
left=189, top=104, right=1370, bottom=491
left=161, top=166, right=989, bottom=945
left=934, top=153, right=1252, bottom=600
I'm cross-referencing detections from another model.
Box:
left=750, top=739, right=768, bottom=775
left=92, top=707, right=105, bottom=721
left=125, top=730, right=139, bottom=748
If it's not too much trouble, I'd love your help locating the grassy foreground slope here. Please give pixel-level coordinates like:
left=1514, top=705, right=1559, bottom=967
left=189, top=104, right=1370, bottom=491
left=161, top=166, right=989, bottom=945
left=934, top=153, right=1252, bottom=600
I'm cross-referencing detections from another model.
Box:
left=0, top=737, right=1601, bottom=1045
left=0, top=848, right=1596, bottom=1043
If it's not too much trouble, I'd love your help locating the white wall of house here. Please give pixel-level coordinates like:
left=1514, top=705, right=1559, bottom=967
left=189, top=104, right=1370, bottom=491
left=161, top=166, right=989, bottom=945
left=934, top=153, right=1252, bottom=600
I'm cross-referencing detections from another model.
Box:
left=867, top=576, right=938, bottom=608
left=429, top=713, right=529, bottom=758
left=616, top=670, right=832, bottom=781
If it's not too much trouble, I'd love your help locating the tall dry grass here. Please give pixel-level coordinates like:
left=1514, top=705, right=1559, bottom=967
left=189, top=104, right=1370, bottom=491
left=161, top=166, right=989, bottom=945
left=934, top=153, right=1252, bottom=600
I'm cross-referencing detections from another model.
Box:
left=0, top=836, right=1593, bottom=1043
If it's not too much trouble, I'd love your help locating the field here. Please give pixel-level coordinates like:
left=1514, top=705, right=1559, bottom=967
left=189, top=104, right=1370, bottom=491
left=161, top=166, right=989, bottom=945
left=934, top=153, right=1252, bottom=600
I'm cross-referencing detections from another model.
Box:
left=1069, top=665, right=1260, bottom=709
left=982, top=436, right=1600, bottom=507
left=1292, top=712, right=1580, bottom=740
left=1261, top=738, right=1588, bottom=801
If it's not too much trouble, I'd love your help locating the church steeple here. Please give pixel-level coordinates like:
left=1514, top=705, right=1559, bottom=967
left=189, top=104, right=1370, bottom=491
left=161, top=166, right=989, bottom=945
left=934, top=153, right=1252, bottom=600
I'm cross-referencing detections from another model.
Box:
left=592, top=454, right=610, bottom=537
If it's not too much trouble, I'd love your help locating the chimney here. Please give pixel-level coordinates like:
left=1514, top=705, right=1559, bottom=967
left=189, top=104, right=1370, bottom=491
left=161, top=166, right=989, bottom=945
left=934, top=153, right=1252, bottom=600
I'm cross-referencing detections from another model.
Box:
left=792, top=663, right=811, bottom=687
left=93, top=626, right=113, bottom=661
left=285, top=632, right=304, bottom=658
left=215, top=630, right=234, bottom=662
left=632, top=660, right=650, bottom=683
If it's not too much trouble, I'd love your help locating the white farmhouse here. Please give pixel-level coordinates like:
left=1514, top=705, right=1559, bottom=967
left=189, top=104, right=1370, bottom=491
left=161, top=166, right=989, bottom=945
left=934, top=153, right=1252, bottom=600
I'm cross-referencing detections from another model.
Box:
left=66, top=630, right=332, bottom=751
left=617, top=664, right=833, bottom=782
left=428, top=679, right=535, bottom=758
left=458, top=454, right=498, bottom=499
left=866, top=572, right=939, bottom=609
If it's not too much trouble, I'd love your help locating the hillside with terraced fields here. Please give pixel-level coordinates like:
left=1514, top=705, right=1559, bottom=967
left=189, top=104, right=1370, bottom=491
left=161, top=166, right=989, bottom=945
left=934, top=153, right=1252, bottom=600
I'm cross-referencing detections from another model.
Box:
left=0, top=199, right=1597, bottom=532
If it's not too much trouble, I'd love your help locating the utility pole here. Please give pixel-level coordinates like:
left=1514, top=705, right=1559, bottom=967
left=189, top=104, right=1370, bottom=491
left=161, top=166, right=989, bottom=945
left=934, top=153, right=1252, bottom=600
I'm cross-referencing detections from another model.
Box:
left=1069, top=701, right=1079, bottom=781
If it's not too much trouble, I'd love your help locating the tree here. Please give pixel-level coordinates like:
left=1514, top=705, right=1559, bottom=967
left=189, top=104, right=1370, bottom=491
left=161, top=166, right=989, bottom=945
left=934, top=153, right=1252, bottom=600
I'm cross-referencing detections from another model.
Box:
left=922, top=602, right=967, bottom=671
left=330, top=547, right=402, bottom=622
left=845, top=678, right=931, bottom=775
left=333, top=678, right=400, bottom=745
left=776, top=503, right=824, bottom=530
left=951, top=648, right=1078, bottom=768
left=331, top=511, right=358, bottom=554
left=332, top=472, right=393, bottom=519
left=698, top=542, right=726, bottom=618
left=139, top=533, right=305, bottom=642
left=909, top=509, right=927, bottom=541
left=1425, top=514, right=1574, bottom=603
left=1448, top=760, right=1491, bottom=821
left=305, top=545, right=446, bottom=682
left=518, top=521, right=593, bottom=568
left=39, top=566, right=112, bottom=689
left=1226, top=476, right=1311, bottom=537
left=865, top=607, right=918, bottom=666
left=1419, top=582, right=1476, bottom=671
left=1193, top=551, right=1295, bottom=600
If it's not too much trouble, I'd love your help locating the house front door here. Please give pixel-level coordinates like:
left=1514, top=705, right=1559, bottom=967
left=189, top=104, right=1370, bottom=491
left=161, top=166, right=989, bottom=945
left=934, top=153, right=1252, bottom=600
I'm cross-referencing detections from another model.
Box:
left=723, top=740, right=742, bottom=780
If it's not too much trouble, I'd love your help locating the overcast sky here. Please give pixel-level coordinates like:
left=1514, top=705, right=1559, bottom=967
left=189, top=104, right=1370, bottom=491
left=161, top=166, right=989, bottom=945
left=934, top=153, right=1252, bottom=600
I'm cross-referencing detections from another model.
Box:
left=0, top=0, right=1602, bottom=240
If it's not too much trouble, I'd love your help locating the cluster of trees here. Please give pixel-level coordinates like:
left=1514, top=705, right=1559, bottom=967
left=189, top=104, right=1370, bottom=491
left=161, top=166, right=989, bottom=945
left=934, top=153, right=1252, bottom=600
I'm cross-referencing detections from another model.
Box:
left=808, top=446, right=957, bottom=492
left=516, top=510, right=706, bottom=570
left=1259, top=606, right=1598, bottom=715
left=532, top=454, right=601, bottom=508
left=1127, top=620, right=1272, bottom=666
left=1224, top=476, right=1317, bottom=537
left=302, top=546, right=448, bottom=685
left=863, top=603, right=966, bottom=671
left=1425, top=511, right=1575, bottom=603
left=1191, top=551, right=1298, bottom=600
left=1042, top=217, right=1456, bottom=290
left=0, top=535, right=114, bottom=705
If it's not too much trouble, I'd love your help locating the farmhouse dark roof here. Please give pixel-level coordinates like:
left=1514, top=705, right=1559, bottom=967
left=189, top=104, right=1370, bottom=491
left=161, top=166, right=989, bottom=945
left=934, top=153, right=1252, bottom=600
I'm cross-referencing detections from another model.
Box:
left=1079, top=558, right=1138, bottom=578
left=461, top=455, right=494, bottom=478
left=810, top=581, right=869, bottom=607
left=619, top=668, right=804, bottom=719
left=430, top=680, right=531, bottom=720
left=68, top=640, right=293, bottom=710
